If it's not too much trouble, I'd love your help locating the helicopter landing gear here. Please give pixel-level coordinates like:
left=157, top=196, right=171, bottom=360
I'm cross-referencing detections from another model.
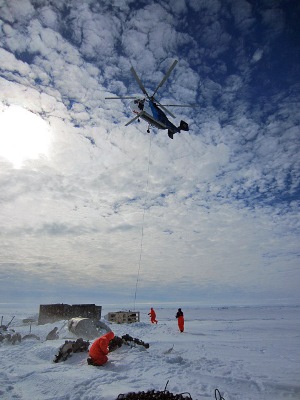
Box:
left=147, top=124, right=150, bottom=133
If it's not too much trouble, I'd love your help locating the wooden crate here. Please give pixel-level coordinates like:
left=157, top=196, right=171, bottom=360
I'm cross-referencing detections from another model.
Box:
left=106, top=311, right=140, bottom=324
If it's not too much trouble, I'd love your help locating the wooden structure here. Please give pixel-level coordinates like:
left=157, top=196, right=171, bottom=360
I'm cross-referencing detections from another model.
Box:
left=106, top=311, right=140, bottom=324
left=38, top=303, right=102, bottom=325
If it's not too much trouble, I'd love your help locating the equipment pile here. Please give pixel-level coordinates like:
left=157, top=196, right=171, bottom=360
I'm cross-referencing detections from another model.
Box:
left=54, top=333, right=149, bottom=363
left=0, top=330, right=22, bottom=344
left=54, top=338, right=90, bottom=363
left=0, top=316, right=22, bottom=344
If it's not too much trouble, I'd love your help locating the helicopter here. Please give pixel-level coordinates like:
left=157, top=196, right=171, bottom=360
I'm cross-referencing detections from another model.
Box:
left=105, top=60, right=194, bottom=139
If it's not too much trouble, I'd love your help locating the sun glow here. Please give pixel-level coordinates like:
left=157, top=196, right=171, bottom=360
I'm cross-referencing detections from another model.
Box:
left=0, top=105, right=52, bottom=168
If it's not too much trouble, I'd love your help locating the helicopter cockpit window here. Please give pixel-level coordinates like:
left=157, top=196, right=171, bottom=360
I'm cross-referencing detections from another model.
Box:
left=134, top=99, right=144, bottom=110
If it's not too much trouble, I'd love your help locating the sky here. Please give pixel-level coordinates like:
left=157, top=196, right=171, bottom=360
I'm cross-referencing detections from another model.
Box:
left=0, top=0, right=299, bottom=307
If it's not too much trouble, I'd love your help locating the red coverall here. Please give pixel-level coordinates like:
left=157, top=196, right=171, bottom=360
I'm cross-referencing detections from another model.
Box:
left=88, top=331, right=115, bottom=366
left=148, top=308, right=158, bottom=324
left=176, top=309, right=184, bottom=332
left=177, top=315, right=184, bottom=332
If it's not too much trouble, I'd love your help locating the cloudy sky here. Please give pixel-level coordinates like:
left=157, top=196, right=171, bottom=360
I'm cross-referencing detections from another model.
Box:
left=0, top=0, right=299, bottom=307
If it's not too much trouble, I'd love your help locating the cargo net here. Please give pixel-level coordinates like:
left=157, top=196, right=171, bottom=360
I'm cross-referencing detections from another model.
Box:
left=116, top=387, right=225, bottom=400
left=116, top=390, right=192, bottom=400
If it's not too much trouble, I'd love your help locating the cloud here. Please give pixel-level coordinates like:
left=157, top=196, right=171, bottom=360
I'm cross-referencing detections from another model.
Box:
left=251, top=48, right=264, bottom=63
left=1, top=0, right=35, bottom=23
left=0, top=0, right=299, bottom=306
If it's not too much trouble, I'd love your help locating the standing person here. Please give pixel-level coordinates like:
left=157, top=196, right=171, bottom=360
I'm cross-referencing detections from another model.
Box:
left=46, top=327, right=59, bottom=340
left=176, top=308, right=184, bottom=332
left=148, top=307, right=158, bottom=324
left=88, top=331, right=115, bottom=366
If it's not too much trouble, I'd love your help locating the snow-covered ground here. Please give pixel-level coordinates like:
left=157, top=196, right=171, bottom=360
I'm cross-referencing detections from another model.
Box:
left=0, top=304, right=299, bottom=400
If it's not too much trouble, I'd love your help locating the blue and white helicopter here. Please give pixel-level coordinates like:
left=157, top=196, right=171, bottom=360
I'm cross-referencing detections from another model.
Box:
left=105, top=60, right=194, bottom=139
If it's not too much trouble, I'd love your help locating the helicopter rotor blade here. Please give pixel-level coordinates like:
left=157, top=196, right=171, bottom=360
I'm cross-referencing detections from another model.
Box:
left=157, top=103, right=176, bottom=119
left=125, top=112, right=144, bottom=127
left=152, top=97, right=176, bottom=119
left=130, top=67, right=149, bottom=98
left=160, top=104, right=197, bottom=107
left=105, top=96, right=137, bottom=99
left=152, top=59, right=178, bottom=98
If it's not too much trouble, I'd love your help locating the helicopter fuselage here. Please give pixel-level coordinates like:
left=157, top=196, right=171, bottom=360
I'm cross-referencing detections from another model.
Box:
left=130, top=99, right=179, bottom=133
left=105, top=60, right=191, bottom=139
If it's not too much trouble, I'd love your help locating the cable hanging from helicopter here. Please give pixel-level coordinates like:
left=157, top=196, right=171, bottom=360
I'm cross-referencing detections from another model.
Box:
left=105, top=59, right=195, bottom=139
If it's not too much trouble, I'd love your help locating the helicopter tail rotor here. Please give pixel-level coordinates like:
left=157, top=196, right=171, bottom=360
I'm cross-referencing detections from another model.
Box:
left=179, top=120, right=189, bottom=131
left=168, top=130, right=174, bottom=139
left=168, top=121, right=189, bottom=140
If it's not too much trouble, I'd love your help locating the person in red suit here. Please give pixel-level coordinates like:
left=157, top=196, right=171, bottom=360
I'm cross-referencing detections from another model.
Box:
left=148, top=307, right=158, bottom=324
left=176, top=308, right=184, bottom=332
left=88, top=331, right=115, bottom=366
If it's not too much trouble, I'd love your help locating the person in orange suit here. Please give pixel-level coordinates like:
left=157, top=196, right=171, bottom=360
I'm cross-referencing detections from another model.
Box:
left=176, top=308, right=184, bottom=332
left=88, top=331, right=115, bottom=366
left=148, top=307, right=158, bottom=324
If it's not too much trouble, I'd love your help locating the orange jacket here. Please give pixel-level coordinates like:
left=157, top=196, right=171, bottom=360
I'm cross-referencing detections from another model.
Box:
left=89, top=331, right=114, bottom=366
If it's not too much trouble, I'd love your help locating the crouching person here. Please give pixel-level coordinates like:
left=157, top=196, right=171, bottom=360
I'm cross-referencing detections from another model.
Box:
left=87, top=331, right=115, bottom=366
